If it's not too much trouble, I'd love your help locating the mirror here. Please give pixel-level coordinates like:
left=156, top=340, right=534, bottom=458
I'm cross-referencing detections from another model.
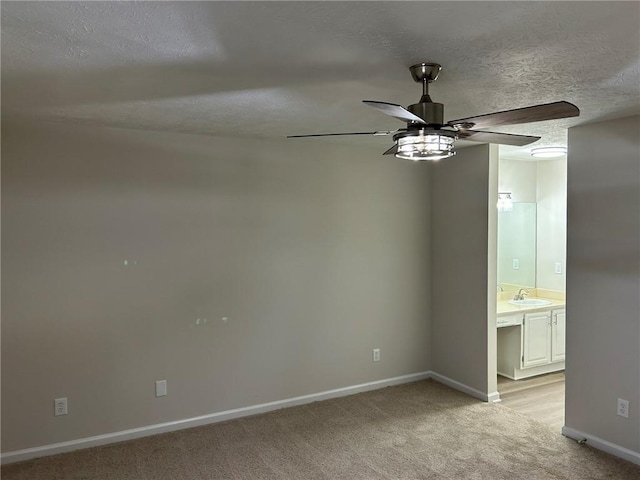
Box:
left=497, top=202, right=536, bottom=291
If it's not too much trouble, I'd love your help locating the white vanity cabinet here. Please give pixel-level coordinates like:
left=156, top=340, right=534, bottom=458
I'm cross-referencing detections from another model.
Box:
left=497, top=306, right=566, bottom=380
left=522, top=311, right=552, bottom=368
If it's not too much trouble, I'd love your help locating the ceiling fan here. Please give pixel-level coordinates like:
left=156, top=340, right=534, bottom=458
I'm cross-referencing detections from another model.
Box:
left=287, top=63, right=580, bottom=161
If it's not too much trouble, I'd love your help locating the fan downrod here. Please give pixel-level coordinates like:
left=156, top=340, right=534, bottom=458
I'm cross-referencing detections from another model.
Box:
left=407, top=63, right=444, bottom=125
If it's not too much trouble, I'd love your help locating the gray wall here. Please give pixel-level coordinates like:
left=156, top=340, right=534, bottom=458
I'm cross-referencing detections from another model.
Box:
left=565, top=115, right=640, bottom=453
left=430, top=144, right=496, bottom=396
left=1, top=120, right=432, bottom=451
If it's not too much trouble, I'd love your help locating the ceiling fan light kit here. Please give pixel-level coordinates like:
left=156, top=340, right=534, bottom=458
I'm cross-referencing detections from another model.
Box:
left=287, top=62, right=580, bottom=161
left=393, top=63, right=456, bottom=161
left=395, top=130, right=456, bottom=161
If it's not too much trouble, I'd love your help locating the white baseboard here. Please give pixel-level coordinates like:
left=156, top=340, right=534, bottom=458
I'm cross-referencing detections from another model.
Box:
left=512, top=362, right=565, bottom=380
left=428, top=371, right=498, bottom=403
left=562, top=426, right=640, bottom=466
left=1, top=371, right=430, bottom=465
left=497, top=370, right=516, bottom=380
left=487, top=390, right=502, bottom=403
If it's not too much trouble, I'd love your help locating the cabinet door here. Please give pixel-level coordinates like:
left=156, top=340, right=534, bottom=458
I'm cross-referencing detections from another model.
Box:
left=522, top=311, right=552, bottom=368
left=551, top=309, right=566, bottom=362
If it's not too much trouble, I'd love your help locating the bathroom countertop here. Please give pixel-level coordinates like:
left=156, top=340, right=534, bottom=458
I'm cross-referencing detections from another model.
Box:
left=497, top=297, right=566, bottom=316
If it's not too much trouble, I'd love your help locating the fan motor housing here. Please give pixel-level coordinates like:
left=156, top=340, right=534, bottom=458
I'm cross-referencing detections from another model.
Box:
left=407, top=102, right=444, bottom=126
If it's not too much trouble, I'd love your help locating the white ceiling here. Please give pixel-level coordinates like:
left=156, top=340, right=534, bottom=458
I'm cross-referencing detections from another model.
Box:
left=2, top=1, right=639, bottom=161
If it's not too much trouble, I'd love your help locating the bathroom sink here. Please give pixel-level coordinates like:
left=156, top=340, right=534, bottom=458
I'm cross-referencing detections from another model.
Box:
left=508, top=299, right=552, bottom=306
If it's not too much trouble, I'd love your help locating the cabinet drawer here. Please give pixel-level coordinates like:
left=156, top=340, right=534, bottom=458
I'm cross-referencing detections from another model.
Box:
left=497, top=314, right=523, bottom=327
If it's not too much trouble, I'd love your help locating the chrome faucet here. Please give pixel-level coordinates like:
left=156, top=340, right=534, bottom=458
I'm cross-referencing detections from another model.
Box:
left=497, top=285, right=504, bottom=292
left=513, top=288, right=529, bottom=301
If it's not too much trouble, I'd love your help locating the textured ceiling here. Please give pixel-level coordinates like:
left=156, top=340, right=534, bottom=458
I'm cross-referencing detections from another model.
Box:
left=2, top=1, right=639, bottom=160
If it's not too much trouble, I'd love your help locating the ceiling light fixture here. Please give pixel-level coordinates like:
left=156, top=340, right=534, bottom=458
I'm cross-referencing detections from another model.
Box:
left=394, top=130, right=457, bottom=161
left=531, top=146, right=567, bottom=158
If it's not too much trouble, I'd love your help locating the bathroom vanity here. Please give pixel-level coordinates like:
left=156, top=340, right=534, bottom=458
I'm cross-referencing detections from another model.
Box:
left=497, top=297, right=566, bottom=380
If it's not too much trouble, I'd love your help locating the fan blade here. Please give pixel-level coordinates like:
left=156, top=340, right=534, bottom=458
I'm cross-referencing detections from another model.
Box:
left=363, top=100, right=427, bottom=124
left=448, top=101, right=579, bottom=130
left=287, top=130, right=401, bottom=138
left=458, top=130, right=540, bottom=146
left=382, top=145, right=398, bottom=156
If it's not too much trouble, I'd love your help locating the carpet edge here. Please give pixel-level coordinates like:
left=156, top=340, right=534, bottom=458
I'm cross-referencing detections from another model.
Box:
left=1, top=371, right=431, bottom=465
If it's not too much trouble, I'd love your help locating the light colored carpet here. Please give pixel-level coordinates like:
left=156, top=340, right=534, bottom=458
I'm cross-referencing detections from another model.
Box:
left=3, top=379, right=639, bottom=479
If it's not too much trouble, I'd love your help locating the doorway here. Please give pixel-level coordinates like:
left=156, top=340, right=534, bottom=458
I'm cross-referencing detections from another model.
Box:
left=492, top=151, right=568, bottom=429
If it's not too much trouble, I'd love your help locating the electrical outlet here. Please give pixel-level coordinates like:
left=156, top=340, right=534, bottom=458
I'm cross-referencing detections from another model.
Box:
left=155, top=380, right=167, bottom=397
left=512, top=259, right=519, bottom=270
left=617, top=398, right=629, bottom=418
left=555, top=262, right=563, bottom=274
left=54, top=397, right=68, bottom=416
left=373, top=348, right=380, bottom=362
